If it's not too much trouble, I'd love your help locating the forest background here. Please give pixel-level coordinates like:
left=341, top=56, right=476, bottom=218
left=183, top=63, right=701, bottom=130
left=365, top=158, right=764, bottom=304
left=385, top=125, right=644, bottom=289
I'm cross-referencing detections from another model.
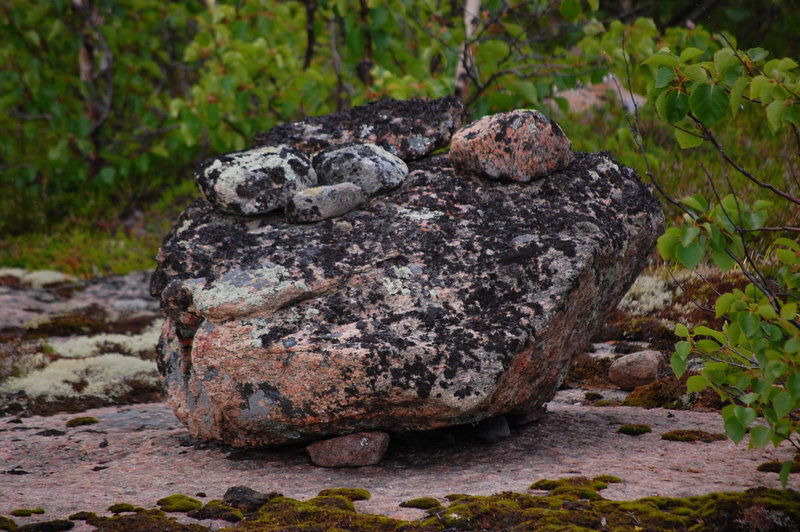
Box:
left=2, top=0, right=800, bottom=480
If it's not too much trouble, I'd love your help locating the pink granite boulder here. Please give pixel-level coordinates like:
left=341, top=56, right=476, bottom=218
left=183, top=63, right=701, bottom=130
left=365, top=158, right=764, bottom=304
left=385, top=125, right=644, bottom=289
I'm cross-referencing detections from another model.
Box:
left=151, top=100, right=664, bottom=448
left=306, top=431, right=390, bottom=467
left=450, top=109, right=572, bottom=182
left=608, top=350, right=667, bottom=391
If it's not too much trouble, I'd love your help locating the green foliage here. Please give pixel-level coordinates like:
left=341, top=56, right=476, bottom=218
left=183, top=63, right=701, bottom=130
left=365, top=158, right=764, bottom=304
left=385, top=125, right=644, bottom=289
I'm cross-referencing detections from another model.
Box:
left=0, top=1, right=204, bottom=234
left=618, top=25, right=800, bottom=485
left=2, top=0, right=610, bottom=239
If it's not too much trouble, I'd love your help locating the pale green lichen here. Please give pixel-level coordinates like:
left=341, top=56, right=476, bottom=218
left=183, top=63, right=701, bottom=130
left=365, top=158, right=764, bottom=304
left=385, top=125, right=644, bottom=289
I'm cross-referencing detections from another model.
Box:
left=0, top=354, right=157, bottom=400
left=618, top=274, right=675, bottom=316
left=21, top=270, right=77, bottom=289
left=397, top=207, right=443, bottom=220
left=50, top=320, right=163, bottom=359
left=191, top=266, right=312, bottom=318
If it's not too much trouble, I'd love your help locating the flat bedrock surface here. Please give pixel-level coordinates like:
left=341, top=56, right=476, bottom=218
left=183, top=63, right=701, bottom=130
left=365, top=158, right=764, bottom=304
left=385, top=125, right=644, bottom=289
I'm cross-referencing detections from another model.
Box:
left=2, top=397, right=797, bottom=525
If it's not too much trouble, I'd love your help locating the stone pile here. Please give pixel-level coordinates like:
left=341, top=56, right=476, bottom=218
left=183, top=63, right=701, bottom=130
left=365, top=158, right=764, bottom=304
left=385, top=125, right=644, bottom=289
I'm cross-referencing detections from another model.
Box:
left=151, top=97, right=664, bottom=461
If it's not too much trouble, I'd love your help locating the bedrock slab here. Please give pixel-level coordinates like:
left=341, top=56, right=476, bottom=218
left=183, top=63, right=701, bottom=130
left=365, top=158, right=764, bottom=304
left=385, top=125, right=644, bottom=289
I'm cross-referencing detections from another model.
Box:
left=151, top=151, right=664, bottom=447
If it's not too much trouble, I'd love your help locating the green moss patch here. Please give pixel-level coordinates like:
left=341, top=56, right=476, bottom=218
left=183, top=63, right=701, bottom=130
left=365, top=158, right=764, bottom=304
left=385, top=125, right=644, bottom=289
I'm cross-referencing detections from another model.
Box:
left=84, top=509, right=205, bottom=531
left=156, top=494, right=202, bottom=513
left=13, top=519, right=73, bottom=531
left=592, top=475, right=622, bottom=484
left=0, top=516, right=17, bottom=531
left=10, top=509, right=44, bottom=517
left=623, top=374, right=723, bottom=411
left=316, top=488, right=371, bottom=501
left=307, top=495, right=356, bottom=512
left=592, top=399, right=622, bottom=406
left=8, top=481, right=800, bottom=530
left=66, top=416, right=99, bottom=427
left=399, top=497, right=442, bottom=510
left=107, top=503, right=136, bottom=514
left=231, top=495, right=404, bottom=531
left=67, top=511, right=97, bottom=521
left=661, top=430, right=726, bottom=443
left=618, top=424, right=652, bottom=436
left=186, top=500, right=243, bottom=523
left=757, top=460, right=800, bottom=473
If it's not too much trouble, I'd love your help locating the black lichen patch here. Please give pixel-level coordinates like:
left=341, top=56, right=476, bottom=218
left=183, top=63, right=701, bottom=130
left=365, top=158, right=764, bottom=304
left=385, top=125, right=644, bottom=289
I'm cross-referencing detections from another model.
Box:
left=66, top=416, right=99, bottom=428
left=661, top=430, right=727, bottom=443
left=316, top=488, right=371, bottom=501
left=253, top=96, right=464, bottom=159
left=618, top=424, right=652, bottom=436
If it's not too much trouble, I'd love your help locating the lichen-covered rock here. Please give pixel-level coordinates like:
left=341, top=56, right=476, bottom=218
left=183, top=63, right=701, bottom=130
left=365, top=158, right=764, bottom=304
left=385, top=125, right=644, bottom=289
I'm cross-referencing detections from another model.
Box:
left=285, top=183, right=366, bottom=223
left=151, top=147, right=664, bottom=447
left=253, top=96, right=464, bottom=160
left=195, top=145, right=316, bottom=215
left=450, top=110, right=572, bottom=182
left=313, top=143, right=409, bottom=195
left=306, top=431, right=390, bottom=467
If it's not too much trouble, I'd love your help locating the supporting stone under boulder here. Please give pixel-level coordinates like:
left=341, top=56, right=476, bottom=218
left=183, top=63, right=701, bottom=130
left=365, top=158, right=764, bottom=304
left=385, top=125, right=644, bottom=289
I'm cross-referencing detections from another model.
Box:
left=152, top=99, right=664, bottom=448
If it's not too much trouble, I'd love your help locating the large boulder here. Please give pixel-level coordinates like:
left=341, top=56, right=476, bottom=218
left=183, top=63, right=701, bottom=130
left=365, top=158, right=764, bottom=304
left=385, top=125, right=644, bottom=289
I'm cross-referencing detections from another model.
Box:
left=151, top=101, right=664, bottom=448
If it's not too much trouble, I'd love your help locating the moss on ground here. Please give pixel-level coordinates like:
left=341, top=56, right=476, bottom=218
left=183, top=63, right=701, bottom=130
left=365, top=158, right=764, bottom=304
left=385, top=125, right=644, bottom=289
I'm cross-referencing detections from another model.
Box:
left=186, top=500, right=243, bottom=523
left=13, top=519, right=74, bottom=531
left=9, top=509, right=44, bottom=517
left=618, top=424, right=652, bottom=436
left=6, top=481, right=800, bottom=530
left=66, top=416, right=99, bottom=427
left=399, top=497, right=442, bottom=510
left=316, top=488, right=371, bottom=501
left=0, top=516, right=16, bottom=531
left=156, top=494, right=203, bottom=513
left=107, top=503, right=136, bottom=514
left=661, top=430, right=727, bottom=443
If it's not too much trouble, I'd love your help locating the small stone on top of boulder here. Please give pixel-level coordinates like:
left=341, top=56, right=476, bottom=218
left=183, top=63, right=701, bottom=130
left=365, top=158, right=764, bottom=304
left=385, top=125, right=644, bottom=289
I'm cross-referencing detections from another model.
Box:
left=195, top=145, right=317, bottom=216
left=286, top=183, right=366, bottom=223
left=450, top=109, right=572, bottom=182
left=313, top=142, right=409, bottom=195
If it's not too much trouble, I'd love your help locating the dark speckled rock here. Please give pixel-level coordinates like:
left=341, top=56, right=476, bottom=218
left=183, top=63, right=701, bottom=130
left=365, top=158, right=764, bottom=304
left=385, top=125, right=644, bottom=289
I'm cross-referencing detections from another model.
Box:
left=286, top=183, right=366, bottom=223
left=253, top=96, right=464, bottom=160
left=152, top=143, right=664, bottom=447
left=313, top=143, right=409, bottom=195
left=195, top=145, right=316, bottom=215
